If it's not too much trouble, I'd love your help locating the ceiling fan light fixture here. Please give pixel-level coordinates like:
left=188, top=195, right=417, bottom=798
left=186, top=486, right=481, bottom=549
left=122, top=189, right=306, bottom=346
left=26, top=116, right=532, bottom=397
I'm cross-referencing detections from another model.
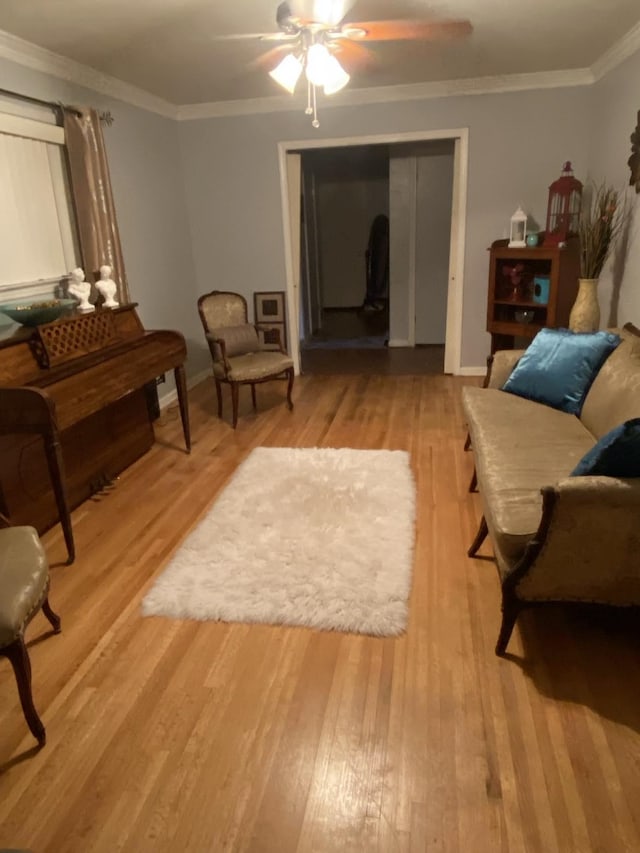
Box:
left=269, top=53, right=303, bottom=93
left=305, top=42, right=333, bottom=86
left=312, top=0, right=349, bottom=26
left=323, top=54, right=350, bottom=94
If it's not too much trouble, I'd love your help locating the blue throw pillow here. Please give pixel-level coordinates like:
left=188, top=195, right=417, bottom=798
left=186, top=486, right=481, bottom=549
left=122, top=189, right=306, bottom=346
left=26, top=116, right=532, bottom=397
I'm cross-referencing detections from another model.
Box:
left=571, top=418, right=640, bottom=476
left=502, top=328, right=620, bottom=415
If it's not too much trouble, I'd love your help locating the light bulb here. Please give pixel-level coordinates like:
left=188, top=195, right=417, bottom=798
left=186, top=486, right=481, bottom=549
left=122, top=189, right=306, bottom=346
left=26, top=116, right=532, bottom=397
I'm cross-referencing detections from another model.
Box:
left=323, top=54, right=350, bottom=94
left=312, top=0, right=348, bottom=26
left=305, top=43, right=333, bottom=87
left=269, top=54, right=303, bottom=94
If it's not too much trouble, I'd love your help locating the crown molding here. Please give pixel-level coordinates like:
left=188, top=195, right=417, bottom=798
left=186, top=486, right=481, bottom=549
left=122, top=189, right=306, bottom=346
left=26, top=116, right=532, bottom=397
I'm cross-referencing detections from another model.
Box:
left=5, top=19, right=639, bottom=125
left=0, top=29, right=177, bottom=119
left=176, top=68, right=593, bottom=121
left=591, top=19, right=640, bottom=81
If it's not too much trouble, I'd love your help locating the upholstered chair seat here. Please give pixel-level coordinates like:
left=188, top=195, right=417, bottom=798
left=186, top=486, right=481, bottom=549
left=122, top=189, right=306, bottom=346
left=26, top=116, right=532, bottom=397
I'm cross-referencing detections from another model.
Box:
left=198, top=290, right=295, bottom=428
left=0, top=524, right=61, bottom=746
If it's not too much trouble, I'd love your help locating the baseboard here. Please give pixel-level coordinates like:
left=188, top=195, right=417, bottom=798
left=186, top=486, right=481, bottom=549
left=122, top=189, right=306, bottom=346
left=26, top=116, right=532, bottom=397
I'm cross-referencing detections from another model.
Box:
left=323, top=305, right=364, bottom=312
left=387, top=339, right=411, bottom=348
left=158, top=368, right=210, bottom=410
left=456, top=366, right=487, bottom=376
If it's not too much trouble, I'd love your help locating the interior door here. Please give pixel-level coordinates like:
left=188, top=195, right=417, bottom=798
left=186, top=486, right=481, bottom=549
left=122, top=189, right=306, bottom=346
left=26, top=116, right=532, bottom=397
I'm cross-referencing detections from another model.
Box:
left=286, top=151, right=302, bottom=355
left=301, top=165, right=322, bottom=336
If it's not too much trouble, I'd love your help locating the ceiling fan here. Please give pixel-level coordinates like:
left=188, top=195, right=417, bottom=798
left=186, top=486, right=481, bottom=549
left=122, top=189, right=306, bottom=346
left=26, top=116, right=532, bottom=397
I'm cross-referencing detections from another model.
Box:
left=219, top=1, right=472, bottom=127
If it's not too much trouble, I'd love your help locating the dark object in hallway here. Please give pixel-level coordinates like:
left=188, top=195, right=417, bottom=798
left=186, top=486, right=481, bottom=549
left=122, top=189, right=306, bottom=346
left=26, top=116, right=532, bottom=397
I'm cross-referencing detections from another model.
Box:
left=363, top=214, right=389, bottom=311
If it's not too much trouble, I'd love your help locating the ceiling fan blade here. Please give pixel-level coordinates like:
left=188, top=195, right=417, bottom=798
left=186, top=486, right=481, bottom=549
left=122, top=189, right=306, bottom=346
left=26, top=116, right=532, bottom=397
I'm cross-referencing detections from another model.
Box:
left=330, top=39, right=376, bottom=72
left=210, top=32, right=296, bottom=42
left=250, top=45, right=295, bottom=71
left=347, top=19, right=472, bottom=42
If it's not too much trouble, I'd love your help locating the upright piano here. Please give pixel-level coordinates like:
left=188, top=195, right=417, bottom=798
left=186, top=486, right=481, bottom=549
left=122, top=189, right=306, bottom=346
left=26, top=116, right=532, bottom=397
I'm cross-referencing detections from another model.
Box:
left=0, top=303, right=191, bottom=562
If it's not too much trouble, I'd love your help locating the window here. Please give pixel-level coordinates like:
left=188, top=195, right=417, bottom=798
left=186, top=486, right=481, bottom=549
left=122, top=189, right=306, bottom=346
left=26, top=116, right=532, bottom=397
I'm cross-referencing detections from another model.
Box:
left=0, top=110, right=80, bottom=301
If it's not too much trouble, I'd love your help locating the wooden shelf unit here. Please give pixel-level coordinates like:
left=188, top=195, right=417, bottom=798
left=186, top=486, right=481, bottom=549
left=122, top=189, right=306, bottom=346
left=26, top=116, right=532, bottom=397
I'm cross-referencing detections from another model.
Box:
left=486, top=237, right=580, bottom=353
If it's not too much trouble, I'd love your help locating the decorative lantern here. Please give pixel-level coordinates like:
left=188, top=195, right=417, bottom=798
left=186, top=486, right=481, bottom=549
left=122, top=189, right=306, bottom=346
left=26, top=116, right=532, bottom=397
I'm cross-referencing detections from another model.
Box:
left=543, top=161, right=583, bottom=247
left=508, top=206, right=527, bottom=248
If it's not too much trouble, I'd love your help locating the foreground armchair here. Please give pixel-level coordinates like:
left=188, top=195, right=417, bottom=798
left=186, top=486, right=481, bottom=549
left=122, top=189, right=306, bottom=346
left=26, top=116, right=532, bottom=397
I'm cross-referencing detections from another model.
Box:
left=198, top=290, right=294, bottom=428
left=0, top=515, right=61, bottom=745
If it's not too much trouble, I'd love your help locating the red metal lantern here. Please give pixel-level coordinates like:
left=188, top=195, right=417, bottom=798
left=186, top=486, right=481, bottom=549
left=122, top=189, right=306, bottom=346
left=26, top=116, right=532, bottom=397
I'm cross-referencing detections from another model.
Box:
left=543, top=161, right=583, bottom=247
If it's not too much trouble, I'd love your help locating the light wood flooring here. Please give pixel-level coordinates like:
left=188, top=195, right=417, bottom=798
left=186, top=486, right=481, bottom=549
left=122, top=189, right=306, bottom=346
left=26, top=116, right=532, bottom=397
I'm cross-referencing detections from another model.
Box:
left=1, top=374, right=639, bottom=852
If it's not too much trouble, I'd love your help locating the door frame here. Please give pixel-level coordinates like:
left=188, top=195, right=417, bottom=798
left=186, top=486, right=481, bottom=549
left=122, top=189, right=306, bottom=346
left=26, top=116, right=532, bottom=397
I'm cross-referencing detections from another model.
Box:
left=278, top=127, right=469, bottom=374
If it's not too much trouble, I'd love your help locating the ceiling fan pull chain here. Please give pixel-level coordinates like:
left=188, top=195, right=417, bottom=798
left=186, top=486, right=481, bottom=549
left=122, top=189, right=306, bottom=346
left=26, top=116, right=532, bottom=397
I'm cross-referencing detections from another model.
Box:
left=312, top=84, right=319, bottom=128
left=305, top=78, right=313, bottom=116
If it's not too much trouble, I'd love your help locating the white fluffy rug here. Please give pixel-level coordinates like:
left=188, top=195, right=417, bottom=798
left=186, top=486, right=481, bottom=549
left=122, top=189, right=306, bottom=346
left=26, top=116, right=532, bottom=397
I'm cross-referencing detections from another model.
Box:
left=142, top=447, right=416, bottom=636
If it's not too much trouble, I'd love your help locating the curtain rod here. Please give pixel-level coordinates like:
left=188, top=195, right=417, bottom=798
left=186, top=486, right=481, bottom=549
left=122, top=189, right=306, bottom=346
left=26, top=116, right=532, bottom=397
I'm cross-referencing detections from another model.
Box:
left=0, top=87, right=114, bottom=125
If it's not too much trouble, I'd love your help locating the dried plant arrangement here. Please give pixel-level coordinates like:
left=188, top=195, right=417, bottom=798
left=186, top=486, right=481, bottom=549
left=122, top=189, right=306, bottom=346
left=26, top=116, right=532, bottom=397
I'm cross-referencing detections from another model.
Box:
left=579, top=183, right=628, bottom=279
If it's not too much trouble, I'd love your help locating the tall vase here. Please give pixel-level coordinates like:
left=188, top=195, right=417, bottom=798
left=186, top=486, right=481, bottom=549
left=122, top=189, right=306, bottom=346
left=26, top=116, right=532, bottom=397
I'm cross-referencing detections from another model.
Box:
left=569, top=278, right=600, bottom=332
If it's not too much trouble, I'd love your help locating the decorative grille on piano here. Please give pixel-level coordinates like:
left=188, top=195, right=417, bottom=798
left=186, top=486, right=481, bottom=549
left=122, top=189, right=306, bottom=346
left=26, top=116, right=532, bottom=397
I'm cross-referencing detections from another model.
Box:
left=33, top=311, right=120, bottom=368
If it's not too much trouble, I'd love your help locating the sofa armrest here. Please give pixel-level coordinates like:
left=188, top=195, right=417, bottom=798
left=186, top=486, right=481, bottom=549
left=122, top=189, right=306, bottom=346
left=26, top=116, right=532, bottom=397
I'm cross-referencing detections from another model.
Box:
left=508, top=477, right=640, bottom=605
left=486, top=349, right=526, bottom=389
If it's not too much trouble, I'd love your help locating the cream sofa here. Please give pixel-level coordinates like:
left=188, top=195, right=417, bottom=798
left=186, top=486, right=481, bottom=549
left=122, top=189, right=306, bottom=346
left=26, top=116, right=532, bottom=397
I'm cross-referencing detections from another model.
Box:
left=462, top=323, right=640, bottom=655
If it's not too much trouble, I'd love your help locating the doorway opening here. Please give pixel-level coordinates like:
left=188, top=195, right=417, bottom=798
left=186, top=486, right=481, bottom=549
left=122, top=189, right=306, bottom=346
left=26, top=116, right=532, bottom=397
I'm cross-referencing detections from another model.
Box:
left=278, top=128, right=468, bottom=376
left=300, top=144, right=390, bottom=363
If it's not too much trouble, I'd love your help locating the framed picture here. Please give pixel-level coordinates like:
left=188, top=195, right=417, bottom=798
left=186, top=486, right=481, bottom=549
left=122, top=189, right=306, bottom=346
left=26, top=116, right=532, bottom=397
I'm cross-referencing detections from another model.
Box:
left=254, top=290, right=288, bottom=351
left=257, top=321, right=287, bottom=352
left=254, top=290, right=286, bottom=324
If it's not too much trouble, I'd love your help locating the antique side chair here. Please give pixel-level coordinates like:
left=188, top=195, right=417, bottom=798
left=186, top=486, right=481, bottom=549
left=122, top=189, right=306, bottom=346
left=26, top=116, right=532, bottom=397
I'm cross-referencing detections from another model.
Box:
left=197, top=290, right=294, bottom=428
left=0, top=516, right=61, bottom=746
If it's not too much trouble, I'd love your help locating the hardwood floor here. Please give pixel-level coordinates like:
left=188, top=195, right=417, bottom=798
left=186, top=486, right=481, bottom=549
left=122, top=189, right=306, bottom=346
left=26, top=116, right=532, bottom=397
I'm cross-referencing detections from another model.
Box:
left=301, top=345, right=445, bottom=375
left=1, top=374, right=639, bottom=852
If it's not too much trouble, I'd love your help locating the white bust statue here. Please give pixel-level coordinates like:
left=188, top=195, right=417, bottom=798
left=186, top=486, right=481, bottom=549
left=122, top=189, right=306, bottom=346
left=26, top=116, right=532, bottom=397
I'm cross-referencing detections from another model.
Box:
left=68, top=267, right=94, bottom=312
left=96, top=264, right=119, bottom=308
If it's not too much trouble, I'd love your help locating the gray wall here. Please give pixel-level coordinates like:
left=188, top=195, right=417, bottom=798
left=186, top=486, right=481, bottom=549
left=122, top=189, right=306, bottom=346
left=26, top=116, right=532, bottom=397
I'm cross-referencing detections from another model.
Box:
left=179, top=87, right=591, bottom=369
left=0, top=56, right=201, bottom=388
left=2, top=52, right=612, bottom=370
left=587, top=48, right=640, bottom=328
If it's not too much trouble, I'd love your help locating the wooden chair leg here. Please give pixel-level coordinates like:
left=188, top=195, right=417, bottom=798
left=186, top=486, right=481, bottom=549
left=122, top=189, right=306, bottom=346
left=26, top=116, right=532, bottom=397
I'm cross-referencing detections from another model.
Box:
left=464, top=432, right=472, bottom=451
left=286, top=368, right=294, bottom=411
left=214, top=379, right=223, bottom=419
left=2, top=637, right=46, bottom=746
left=468, top=515, right=488, bottom=557
left=468, top=467, right=478, bottom=493
left=42, top=598, right=61, bottom=634
left=496, top=594, right=521, bottom=656
left=231, top=383, right=240, bottom=429
left=42, top=433, right=75, bottom=565
left=251, top=384, right=257, bottom=410
left=173, top=364, right=191, bottom=453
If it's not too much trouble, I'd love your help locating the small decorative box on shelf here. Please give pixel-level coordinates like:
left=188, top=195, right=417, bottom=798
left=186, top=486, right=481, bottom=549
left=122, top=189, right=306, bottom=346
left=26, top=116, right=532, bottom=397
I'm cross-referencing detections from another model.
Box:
left=486, top=236, right=580, bottom=353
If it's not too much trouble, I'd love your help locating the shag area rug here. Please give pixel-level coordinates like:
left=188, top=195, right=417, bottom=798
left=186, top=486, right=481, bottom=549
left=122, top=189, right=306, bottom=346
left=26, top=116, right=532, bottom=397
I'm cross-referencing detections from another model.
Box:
left=142, top=447, right=416, bottom=635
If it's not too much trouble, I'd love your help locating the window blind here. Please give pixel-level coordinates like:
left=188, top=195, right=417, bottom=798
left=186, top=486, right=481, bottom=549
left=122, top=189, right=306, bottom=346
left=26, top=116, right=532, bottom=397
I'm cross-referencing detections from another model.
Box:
left=0, top=112, right=80, bottom=292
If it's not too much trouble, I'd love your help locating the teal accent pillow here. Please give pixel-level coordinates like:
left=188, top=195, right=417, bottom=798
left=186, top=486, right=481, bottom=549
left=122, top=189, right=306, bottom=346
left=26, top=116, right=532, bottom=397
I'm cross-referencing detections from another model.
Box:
left=502, top=328, right=620, bottom=415
left=571, top=418, right=640, bottom=476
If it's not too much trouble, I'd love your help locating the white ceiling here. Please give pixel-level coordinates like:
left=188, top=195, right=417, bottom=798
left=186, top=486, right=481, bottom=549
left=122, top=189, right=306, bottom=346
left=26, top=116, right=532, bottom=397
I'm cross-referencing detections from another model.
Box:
left=0, top=0, right=639, bottom=106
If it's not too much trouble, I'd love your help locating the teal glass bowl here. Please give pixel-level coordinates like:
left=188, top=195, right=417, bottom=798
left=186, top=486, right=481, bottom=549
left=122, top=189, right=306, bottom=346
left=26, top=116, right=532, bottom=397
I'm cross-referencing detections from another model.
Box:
left=0, top=298, right=77, bottom=327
